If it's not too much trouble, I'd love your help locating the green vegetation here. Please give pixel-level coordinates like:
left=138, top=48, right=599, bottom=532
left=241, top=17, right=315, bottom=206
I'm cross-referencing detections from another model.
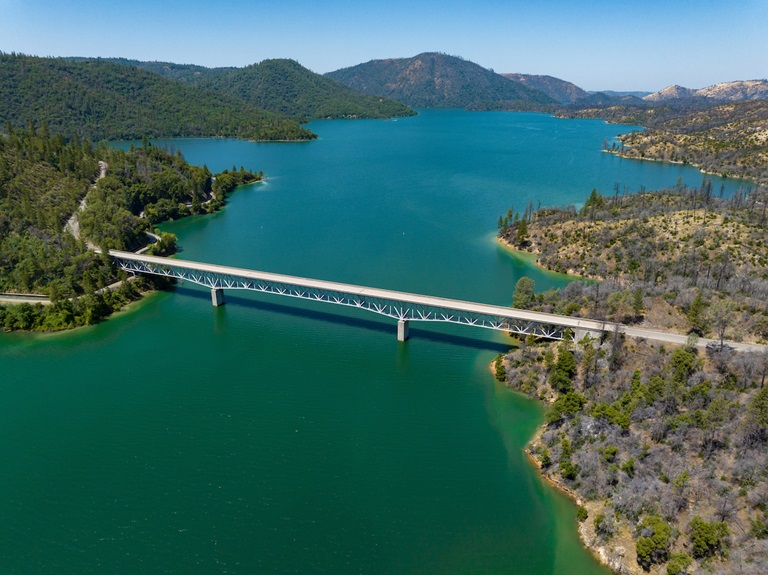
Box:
left=636, top=515, right=673, bottom=568
left=326, top=52, right=556, bottom=110
left=0, top=53, right=314, bottom=142
left=0, top=124, right=262, bottom=331
left=193, top=59, right=415, bottom=121
left=688, top=516, right=729, bottom=558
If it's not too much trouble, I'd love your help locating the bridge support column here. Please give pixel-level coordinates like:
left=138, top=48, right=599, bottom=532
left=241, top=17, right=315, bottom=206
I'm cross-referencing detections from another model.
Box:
left=574, top=328, right=600, bottom=344
left=211, top=288, right=225, bottom=307
left=397, top=319, right=410, bottom=342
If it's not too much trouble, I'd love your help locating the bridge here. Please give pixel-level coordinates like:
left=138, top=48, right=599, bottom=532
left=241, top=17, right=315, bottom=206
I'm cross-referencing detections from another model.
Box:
left=108, top=250, right=767, bottom=352
left=109, top=250, right=611, bottom=342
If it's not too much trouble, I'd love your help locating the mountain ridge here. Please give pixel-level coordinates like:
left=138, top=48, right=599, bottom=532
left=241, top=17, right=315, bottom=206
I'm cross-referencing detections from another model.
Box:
left=501, top=73, right=587, bottom=104
left=326, top=52, right=557, bottom=109
left=644, top=80, right=768, bottom=102
left=0, top=54, right=314, bottom=141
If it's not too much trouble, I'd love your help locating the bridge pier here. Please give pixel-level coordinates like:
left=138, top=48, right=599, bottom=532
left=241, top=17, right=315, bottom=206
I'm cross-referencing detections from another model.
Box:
left=211, top=288, right=225, bottom=307
left=574, top=328, right=600, bottom=344
left=397, top=319, right=410, bottom=342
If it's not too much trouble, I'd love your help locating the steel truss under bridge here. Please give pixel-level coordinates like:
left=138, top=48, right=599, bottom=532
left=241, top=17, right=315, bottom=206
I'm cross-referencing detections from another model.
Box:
left=108, top=250, right=608, bottom=342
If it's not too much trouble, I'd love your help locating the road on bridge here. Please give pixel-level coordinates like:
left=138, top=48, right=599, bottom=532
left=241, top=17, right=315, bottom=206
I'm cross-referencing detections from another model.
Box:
left=107, top=250, right=768, bottom=354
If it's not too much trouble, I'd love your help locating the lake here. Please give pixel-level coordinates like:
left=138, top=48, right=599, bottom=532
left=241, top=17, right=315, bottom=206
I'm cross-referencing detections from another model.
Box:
left=0, top=109, right=740, bottom=574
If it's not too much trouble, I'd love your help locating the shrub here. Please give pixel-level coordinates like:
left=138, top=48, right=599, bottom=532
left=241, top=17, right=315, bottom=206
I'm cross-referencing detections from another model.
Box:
left=688, top=516, right=729, bottom=558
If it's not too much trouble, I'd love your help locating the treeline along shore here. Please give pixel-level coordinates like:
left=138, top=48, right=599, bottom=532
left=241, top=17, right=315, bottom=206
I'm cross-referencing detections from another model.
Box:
left=494, top=185, right=768, bottom=574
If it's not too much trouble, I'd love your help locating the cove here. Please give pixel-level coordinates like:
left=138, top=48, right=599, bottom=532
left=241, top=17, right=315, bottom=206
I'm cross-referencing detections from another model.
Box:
left=0, top=110, right=742, bottom=574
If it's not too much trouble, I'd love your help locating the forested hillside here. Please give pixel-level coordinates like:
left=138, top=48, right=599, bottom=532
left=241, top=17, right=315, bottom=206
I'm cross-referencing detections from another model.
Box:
left=0, top=53, right=314, bottom=142
left=66, top=57, right=414, bottom=121
left=191, top=59, right=415, bottom=121
left=0, top=125, right=262, bottom=331
left=65, top=57, right=234, bottom=83
left=501, top=73, right=587, bottom=104
left=326, top=52, right=556, bottom=109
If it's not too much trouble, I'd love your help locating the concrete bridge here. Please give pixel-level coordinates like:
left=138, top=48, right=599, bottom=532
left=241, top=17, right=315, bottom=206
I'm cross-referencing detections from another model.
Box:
left=108, top=250, right=767, bottom=352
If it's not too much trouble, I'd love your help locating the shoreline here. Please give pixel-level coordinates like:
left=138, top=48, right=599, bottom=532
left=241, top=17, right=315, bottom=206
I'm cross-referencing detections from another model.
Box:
left=496, top=235, right=597, bottom=281
left=490, top=354, right=629, bottom=575
left=602, top=148, right=762, bottom=188
left=1, top=165, right=263, bottom=335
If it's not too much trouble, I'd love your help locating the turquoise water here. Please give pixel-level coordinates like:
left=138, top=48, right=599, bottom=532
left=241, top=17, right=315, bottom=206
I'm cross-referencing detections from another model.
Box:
left=0, top=110, right=739, bottom=574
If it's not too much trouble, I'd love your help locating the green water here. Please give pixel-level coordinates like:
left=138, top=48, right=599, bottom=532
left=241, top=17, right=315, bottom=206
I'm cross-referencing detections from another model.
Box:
left=0, top=110, right=740, bottom=574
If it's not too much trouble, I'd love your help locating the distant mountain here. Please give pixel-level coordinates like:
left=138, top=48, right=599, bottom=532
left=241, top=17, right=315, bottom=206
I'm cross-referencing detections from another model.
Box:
left=501, top=73, right=587, bottom=104
left=591, top=90, right=652, bottom=99
left=326, top=52, right=556, bottom=109
left=192, top=59, right=415, bottom=121
left=570, top=92, right=646, bottom=107
left=0, top=54, right=314, bottom=141
left=643, top=85, right=697, bottom=102
left=643, top=80, right=768, bottom=102
left=695, top=80, right=768, bottom=101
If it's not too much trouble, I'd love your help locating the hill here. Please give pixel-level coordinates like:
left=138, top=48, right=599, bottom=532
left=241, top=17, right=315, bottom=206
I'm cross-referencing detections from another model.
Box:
left=643, top=85, right=697, bottom=102
left=502, top=73, right=587, bottom=104
left=192, top=59, right=415, bottom=121
left=326, top=52, right=556, bottom=109
left=593, top=90, right=653, bottom=99
left=495, top=186, right=768, bottom=575
left=611, top=100, right=768, bottom=185
left=0, top=54, right=314, bottom=141
left=0, top=123, right=263, bottom=330
left=64, top=57, right=234, bottom=82
left=644, top=80, right=768, bottom=103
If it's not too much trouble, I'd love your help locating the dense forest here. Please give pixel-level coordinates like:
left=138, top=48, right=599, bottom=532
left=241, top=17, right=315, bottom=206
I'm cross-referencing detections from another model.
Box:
left=496, top=186, right=768, bottom=574
left=0, top=53, right=314, bottom=142
left=0, top=125, right=262, bottom=331
left=65, top=57, right=415, bottom=121
left=191, top=59, right=415, bottom=121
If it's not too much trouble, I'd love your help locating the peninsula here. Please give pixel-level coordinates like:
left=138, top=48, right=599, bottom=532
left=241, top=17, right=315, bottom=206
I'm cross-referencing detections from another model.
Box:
left=496, top=186, right=768, bottom=574
left=0, top=125, right=261, bottom=331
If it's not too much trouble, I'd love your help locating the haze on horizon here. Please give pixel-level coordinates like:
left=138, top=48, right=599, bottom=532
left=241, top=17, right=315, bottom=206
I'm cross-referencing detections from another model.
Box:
left=1, top=0, right=766, bottom=92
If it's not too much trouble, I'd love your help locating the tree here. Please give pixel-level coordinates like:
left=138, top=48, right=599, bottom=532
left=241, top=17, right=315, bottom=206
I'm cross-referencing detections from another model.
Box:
left=688, top=516, right=729, bottom=558
left=636, top=515, right=673, bottom=569
left=687, top=290, right=707, bottom=335
left=549, top=346, right=577, bottom=393
left=707, top=298, right=736, bottom=349
left=516, top=218, right=529, bottom=246
left=513, top=277, right=535, bottom=309
left=147, top=232, right=178, bottom=257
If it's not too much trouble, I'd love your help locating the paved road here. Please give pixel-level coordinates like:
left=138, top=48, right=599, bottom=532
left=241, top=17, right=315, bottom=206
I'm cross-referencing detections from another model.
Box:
left=0, top=293, right=51, bottom=305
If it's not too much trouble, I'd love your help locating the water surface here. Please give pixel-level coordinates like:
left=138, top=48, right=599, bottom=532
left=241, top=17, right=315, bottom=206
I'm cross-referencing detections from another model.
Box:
left=0, top=110, right=739, bottom=574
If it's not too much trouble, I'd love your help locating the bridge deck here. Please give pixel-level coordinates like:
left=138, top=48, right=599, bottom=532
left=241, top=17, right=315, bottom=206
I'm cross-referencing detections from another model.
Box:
left=108, top=250, right=768, bottom=352
left=109, top=250, right=608, bottom=335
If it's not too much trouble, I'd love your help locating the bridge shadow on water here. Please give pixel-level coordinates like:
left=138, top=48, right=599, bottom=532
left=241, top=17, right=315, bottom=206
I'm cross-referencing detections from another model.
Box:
left=172, top=285, right=512, bottom=354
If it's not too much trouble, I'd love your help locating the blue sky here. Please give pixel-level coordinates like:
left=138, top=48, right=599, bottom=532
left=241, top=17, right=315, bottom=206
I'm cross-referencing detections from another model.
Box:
left=1, top=0, right=766, bottom=91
